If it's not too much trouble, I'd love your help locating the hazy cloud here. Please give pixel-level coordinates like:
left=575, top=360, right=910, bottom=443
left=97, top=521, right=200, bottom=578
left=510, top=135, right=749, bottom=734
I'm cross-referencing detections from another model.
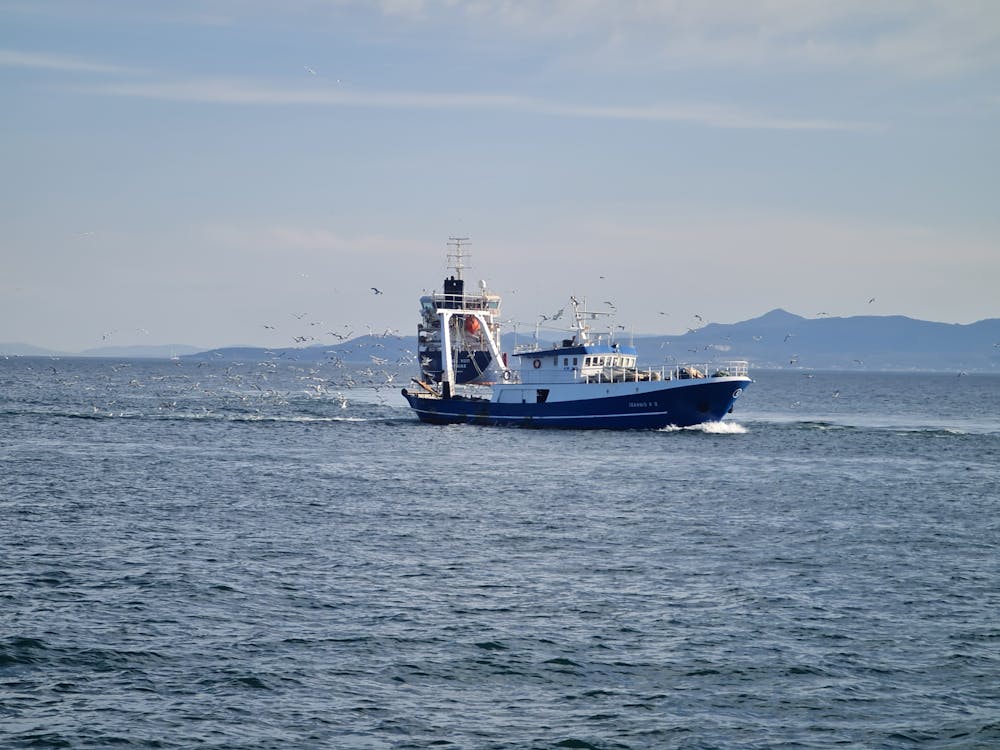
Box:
left=344, top=0, right=1000, bottom=78
left=73, top=76, right=874, bottom=131
left=0, top=47, right=138, bottom=74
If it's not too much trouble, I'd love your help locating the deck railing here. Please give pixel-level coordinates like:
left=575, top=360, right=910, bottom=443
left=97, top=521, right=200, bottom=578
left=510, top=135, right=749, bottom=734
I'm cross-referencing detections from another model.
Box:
left=584, top=360, right=749, bottom=384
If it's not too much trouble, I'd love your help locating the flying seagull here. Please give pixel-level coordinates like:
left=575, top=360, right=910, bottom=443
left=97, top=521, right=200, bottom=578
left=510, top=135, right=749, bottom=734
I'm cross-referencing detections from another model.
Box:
left=371, top=287, right=383, bottom=295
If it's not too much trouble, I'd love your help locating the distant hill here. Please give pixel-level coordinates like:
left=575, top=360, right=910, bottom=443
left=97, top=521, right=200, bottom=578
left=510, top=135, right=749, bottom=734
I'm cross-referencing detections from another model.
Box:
left=0, top=342, right=202, bottom=359
left=6, top=311, right=999, bottom=371
left=0, top=342, right=68, bottom=357
left=633, top=309, right=1000, bottom=371
left=79, top=344, right=204, bottom=358
left=183, top=335, right=416, bottom=366
left=182, top=310, right=999, bottom=372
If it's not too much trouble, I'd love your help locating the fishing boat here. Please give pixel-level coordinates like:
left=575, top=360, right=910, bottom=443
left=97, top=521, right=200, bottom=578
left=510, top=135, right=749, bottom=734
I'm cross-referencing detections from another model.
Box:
left=401, top=241, right=751, bottom=429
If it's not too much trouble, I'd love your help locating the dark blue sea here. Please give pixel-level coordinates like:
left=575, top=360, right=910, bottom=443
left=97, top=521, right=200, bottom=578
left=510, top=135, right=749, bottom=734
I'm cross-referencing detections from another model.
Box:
left=3, top=357, right=999, bottom=749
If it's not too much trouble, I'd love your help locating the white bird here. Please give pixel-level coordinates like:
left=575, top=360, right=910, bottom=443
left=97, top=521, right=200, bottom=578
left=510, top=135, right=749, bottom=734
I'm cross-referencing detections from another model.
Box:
left=304, top=66, right=317, bottom=75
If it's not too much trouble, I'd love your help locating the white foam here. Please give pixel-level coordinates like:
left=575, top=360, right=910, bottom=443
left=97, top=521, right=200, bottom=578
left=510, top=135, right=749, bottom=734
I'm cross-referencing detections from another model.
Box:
left=658, top=421, right=747, bottom=434
left=688, top=421, right=747, bottom=434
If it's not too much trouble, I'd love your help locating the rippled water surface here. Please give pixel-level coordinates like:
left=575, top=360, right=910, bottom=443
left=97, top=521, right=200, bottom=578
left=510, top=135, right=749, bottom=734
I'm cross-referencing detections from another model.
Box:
left=3, top=359, right=999, bottom=748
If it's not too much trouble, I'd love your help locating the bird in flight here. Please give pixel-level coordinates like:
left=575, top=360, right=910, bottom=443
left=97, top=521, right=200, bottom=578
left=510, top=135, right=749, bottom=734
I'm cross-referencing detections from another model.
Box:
left=868, top=297, right=876, bottom=304
left=371, top=287, right=383, bottom=295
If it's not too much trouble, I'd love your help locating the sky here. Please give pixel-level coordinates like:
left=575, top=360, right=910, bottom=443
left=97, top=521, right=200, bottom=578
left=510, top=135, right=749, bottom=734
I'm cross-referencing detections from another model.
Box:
left=3, top=0, right=999, bottom=352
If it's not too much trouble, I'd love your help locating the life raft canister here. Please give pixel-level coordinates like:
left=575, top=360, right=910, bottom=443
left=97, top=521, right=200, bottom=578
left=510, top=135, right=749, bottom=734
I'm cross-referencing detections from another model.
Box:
left=464, top=316, right=481, bottom=335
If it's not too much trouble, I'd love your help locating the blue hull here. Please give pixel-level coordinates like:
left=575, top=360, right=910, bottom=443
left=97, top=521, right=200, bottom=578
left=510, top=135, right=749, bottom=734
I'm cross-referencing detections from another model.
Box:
left=402, top=378, right=750, bottom=430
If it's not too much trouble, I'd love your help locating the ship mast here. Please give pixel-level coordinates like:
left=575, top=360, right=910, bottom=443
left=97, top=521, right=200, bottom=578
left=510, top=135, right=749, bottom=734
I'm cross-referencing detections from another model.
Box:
left=446, top=236, right=470, bottom=280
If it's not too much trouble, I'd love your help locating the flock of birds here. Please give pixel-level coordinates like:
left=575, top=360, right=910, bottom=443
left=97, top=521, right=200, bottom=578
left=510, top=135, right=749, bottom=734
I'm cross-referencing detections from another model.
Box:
left=72, top=287, right=994, bottom=416
left=79, top=287, right=418, bottom=415
left=35, top=345, right=415, bottom=419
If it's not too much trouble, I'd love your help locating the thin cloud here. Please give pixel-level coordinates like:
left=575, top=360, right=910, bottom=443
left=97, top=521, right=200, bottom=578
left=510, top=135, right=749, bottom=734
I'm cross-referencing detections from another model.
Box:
left=0, top=48, right=139, bottom=74
left=388, top=0, right=1000, bottom=79
left=74, top=77, right=876, bottom=132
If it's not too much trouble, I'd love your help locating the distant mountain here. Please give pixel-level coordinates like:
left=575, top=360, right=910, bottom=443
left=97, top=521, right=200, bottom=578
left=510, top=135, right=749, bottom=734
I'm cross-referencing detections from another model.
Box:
left=182, top=311, right=1000, bottom=371
left=633, top=309, right=1000, bottom=372
left=78, top=344, right=204, bottom=358
left=0, top=342, right=67, bottom=357
left=184, top=335, right=416, bottom=366
left=7, top=311, right=999, bottom=371
left=0, top=342, right=202, bottom=359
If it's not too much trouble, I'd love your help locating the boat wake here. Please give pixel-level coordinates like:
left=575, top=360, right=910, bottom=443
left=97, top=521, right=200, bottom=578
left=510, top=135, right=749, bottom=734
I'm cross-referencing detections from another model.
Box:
left=659, top=421, right=747, bottom=435
left=7, top=408, right=383, bottom=424
left=745, top=416, right=997, bottom=437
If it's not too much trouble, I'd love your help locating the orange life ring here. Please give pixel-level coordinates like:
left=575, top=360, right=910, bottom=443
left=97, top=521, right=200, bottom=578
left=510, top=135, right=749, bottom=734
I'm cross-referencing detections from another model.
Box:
left=532, top=359, right=541, bottom=369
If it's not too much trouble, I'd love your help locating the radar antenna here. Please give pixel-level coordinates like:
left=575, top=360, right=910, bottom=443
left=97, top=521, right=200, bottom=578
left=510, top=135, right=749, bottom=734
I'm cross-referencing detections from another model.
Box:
left=446, top=236, right=471, bottom=280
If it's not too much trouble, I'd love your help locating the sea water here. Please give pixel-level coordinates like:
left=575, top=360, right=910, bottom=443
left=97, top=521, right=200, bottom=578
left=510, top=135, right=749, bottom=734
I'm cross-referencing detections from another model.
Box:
left=2, top=358, right=998, bottom=749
